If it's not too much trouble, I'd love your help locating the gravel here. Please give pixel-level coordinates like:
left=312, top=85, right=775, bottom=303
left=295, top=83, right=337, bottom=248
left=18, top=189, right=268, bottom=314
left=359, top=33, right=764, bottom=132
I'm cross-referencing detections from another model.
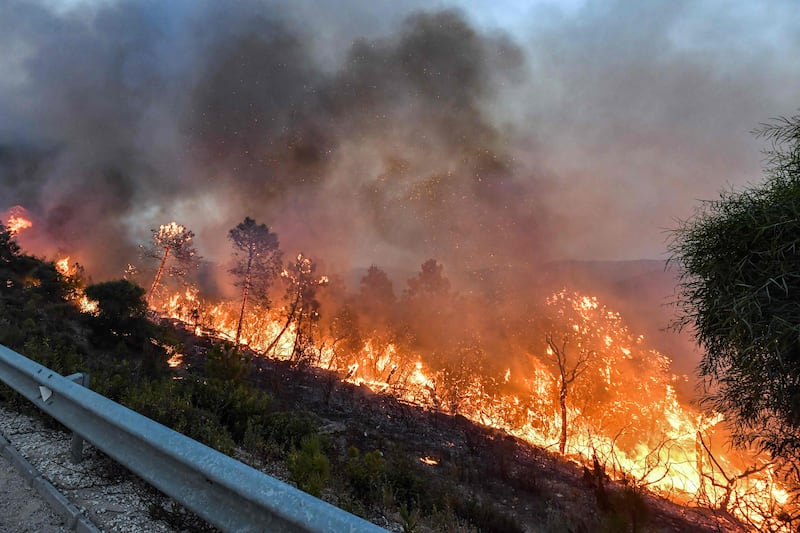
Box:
left=0, top=449, right=67, bottom=533
left=0, top=406, right=187, bottom=533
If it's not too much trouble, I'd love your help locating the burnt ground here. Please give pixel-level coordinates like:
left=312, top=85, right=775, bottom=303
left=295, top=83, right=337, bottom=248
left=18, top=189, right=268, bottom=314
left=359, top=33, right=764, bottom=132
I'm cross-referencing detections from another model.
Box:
left=172, top=322, right=747, bottom=533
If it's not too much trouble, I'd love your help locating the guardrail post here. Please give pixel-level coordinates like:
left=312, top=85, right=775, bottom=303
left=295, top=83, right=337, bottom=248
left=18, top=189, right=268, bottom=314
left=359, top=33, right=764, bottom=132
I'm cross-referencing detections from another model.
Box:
left=65, top=372, right=89, bottom=463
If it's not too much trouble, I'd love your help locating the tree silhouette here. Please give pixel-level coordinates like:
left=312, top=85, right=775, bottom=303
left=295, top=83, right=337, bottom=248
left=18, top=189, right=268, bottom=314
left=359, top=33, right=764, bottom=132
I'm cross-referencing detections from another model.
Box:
left=670, top=113, right=800, bottom=463
left=404, top=259, right=450, bottom=298
left=544, top=332, right=593, bottom=455
left=228, top=217, right=282, bottom=346
left=358, top=265, right=397, bottom=320
left=141, top=221, right=198, bottom=305
left=265, top=253, right=328, bottom=360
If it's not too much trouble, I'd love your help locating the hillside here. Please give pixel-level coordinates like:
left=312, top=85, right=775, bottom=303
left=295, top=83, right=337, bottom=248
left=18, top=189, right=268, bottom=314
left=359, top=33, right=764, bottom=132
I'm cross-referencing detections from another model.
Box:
left=0, top=229, right=751, bottom=531
left=0, top=228, right=768, bottom=532
left=174, top=324, right=745, bottom=533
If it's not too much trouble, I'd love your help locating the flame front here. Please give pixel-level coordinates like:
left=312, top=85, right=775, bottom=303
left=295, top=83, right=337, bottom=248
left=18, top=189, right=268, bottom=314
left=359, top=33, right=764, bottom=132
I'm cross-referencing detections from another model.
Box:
left=149, top=286, right=791, bottom=529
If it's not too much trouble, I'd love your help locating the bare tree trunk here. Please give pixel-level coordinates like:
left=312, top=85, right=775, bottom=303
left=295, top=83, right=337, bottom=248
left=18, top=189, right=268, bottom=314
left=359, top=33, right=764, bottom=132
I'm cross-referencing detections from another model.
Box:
left=559, top=380, right=568, bottom=455
left=695, top=431, right=706, bottom=502
left=148, top=247, right=170, bottom=305
left=234, top=255, right=253, bottom=346
left=264, top=295, right=300, bottom=356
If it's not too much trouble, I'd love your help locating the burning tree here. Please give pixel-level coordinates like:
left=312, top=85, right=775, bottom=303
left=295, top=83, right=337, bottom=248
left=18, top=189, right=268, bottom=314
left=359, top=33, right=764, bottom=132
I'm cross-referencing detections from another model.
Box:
left=532, top=292, right=603, bottom=456
left=544, top=331, right=594, bottom=456
left=401, top=258, right=453, bottom=352
left=268, top=253, right=328, bottom=361
left=0, top=223, right=21, bottom=263
left=2, top=206, right=32, bottom=236
left=433, top=339, right=485, bottom=415
left=347, top=266, right=399, bottom=376
left=141, top=222, right=199, bottom=305
left=357, top=265, right=397, bottom=326
left=228, top=217, right=282, bottom=346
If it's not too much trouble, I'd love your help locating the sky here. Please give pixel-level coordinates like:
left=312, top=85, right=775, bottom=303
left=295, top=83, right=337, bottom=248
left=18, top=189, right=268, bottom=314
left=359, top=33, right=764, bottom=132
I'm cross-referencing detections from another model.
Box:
left=1, top=0, right=798, bottom=282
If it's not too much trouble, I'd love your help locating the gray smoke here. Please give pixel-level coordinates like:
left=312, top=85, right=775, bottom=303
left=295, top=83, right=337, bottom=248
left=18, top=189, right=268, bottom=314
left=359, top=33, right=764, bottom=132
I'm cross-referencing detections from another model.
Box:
left=0, top=0, right=798, bottom=288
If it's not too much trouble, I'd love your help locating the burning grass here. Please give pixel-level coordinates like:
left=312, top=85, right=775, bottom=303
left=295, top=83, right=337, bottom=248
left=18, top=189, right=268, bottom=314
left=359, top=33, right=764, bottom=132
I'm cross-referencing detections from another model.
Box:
left=0, top=220, right=795, bottom=530
left=151, top=284, right=795, bottom=531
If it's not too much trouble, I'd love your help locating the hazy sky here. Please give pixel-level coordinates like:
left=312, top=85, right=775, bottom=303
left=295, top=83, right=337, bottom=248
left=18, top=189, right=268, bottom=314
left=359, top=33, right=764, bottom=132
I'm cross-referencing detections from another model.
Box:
left=1, top=0, right=798, bottom=279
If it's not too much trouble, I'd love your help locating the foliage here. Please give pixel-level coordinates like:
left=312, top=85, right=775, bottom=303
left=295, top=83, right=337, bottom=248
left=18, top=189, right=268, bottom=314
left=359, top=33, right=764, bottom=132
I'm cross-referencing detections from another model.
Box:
left=669, top=113, right=800, bottom=459
left=22, top=336, right=84, bottom=377
left=141, top=221, right=199, bottom=303
left=399, top=504, right=419, bottom=533
left=84, top=279, right=151, bottom=346
left=384, top=452, right=430, bottom=511
left=82, top=279, right=168, bottom=379
left=122, top=379, right=236, bottom=454
left=400, top=259, right=457, bottom=353
left=404, top=258, right=450, bottom=298
left=328, top=305, right=362, bottom=368
left=85, top=279, right=147, bottom=322
left=228, top=217, right=282, bottom=345
left=0, top=223, right=21, bottom=262
left=287, top=435, right=331, bottom=497
left=345, top=447, right=387, bottom=505
left=191, top=378, right=272, bottom=442
left=204, top=342, right=250, bottom=383
left=261, top=411, right=320, bottom=454
left=279, top=253, right=328, bottom=362
left=357, top=265, right=397, bottom=324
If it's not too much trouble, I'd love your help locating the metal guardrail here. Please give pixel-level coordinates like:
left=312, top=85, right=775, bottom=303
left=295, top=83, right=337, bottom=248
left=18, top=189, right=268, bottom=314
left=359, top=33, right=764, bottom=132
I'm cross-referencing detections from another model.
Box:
left=0, top=344, right=387, bottom=533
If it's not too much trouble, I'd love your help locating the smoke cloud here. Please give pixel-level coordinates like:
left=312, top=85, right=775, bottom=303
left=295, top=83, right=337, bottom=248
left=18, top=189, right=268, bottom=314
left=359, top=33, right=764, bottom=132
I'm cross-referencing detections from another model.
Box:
left=0, top=0, right=798, bottom=287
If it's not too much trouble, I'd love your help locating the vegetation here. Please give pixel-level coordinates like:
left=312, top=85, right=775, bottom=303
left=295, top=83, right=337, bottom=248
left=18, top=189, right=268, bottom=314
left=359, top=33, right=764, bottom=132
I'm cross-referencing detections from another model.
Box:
left=141, top=221, right=198, bottom=304
left=544, top=331, right=594, bottom=456
left=275, top=253, right=328, bottom=362
left=670, top=113, right=800, bottom=463
left=287, top=435, right=330, bottom=497
left=0, top=221, right=746, bottom=532
left=228, top=217, right=282, bottom=346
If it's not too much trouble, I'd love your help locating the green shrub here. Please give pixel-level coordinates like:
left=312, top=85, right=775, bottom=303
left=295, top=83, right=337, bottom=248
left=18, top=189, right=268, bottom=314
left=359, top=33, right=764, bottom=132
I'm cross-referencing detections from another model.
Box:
left=22, top=336, right=84, bottom=376
left=262, top=411, right=320, bottom=454
left=93, top=360, right=136, bottom=401
left=204, top=343, right=250, bottom=383
left=386, top=453, right=430, bottom=510
left=287, top=435, right=330, bottom=497
left=122, top=379, right=235, bottom=454
left=399, top=504, right=419, bottom=533
left=190, top=379, right=272, bottom=441
left=345, top=447, right=387, bottom=505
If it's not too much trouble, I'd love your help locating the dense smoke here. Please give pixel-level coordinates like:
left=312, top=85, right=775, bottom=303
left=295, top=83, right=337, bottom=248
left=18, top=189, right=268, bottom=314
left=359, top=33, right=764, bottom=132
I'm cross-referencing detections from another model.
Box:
left=1, top=0, right=798, bottom=291
left=0, top=0, right=548, bottom=284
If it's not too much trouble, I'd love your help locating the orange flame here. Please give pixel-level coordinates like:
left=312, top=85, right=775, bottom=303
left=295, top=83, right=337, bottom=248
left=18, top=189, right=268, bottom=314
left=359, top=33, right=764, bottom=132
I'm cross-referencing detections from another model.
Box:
left=3, top=206, right=32, bottom=236
left=55, top=256, right=71, bottom=275
left=55, top=255, right=98, bottom=314
left=150, top=286, right=791, bottom=530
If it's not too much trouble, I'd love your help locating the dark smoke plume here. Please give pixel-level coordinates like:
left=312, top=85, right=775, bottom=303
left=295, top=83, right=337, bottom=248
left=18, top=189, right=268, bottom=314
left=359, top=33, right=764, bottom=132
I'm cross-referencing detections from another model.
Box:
left=0, top=1, right=551, bottom=285
left=1, top=0, right=798, bottom=290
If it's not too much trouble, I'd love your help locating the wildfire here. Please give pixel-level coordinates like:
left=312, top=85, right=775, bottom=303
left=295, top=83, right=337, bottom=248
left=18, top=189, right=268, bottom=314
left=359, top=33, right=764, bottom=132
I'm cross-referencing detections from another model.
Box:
left=55, top=256, right=98, bottom=314
left=55, top=256, right=71, bottom=275
left=3, top=205, right=32, bottom=236
left=146, top=284, right=791, bottom=530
